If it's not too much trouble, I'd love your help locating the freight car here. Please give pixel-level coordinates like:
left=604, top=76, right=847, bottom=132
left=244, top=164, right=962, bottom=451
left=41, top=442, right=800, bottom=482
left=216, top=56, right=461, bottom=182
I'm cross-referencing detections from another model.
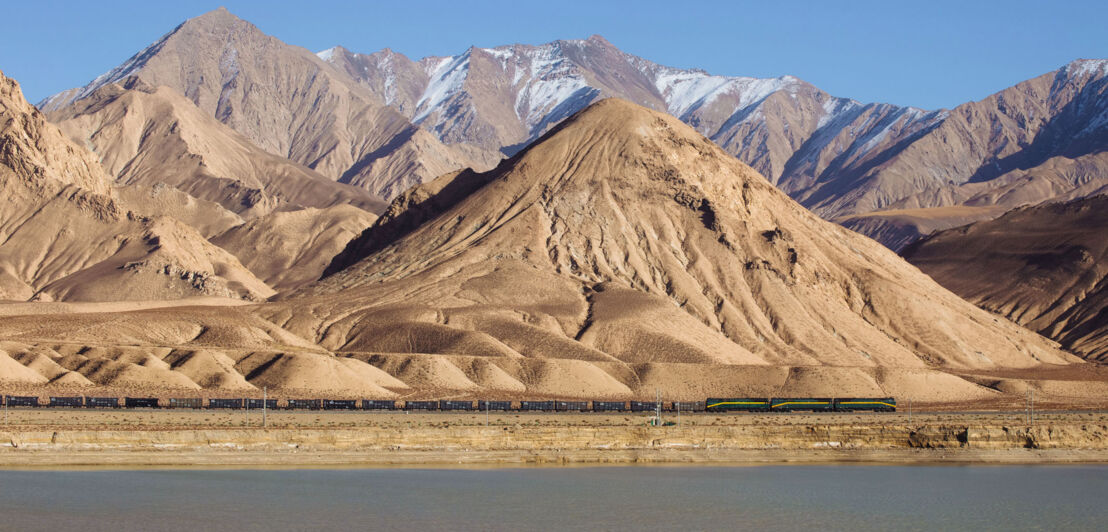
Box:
left=519, top=401, right=555, bottom=411
left=439, top=400, right=475, bottom=411
left=247, top=399, right=278, bottom=410
left=705, top=398, right=770, bottom=413
left=167, top=398, right=202, bottom=409
left=124, top=397, right=159, bottom=408
left=478, top=400, right=511, bottom=411
left=48, top=396, right=83, bottom=408
left=556, top=401, right=589, bottom=412
left=209, top=398, right=244, bottom=409
left=404, top=400, right=437, bottom=411
left=592, top=401, right=627, bottom=412
left=85, top=397, right=120, bottom=408
left=288, top=399, right=322, bottom=410
left=4, top=395, right=39, bottom=407
left=630, top=401, right=660, bottom=412
left=669, top=401, right=705, bottom=412
left=323, top=399, right=358, bottom=410
left=362, top=400, right=397, bottom=410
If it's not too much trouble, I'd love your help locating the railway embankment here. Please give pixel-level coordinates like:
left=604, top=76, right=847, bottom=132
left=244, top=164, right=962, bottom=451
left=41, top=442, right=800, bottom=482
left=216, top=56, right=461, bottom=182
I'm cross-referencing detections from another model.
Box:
left=3, top=420, right=1108, bottom=466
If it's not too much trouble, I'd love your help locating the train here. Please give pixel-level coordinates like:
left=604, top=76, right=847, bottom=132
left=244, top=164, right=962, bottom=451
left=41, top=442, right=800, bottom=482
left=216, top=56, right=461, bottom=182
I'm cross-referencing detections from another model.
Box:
left=705, top=397, right=897, bottom=413
left=0, top=395, right=895, bottom=413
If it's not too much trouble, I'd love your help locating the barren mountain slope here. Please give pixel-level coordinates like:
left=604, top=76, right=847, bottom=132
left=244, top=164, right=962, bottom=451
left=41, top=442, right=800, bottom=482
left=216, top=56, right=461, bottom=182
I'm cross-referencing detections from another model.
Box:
left=39, top=8, right=494, bottom=200
left=806, top=61, right=1108, bottom=219
left=114, top=183, right=244, bottom=239
left=0, top=69, right=271, bottom=302
left=275, top=99, right=1078, bottom=398
left=0, top=99, right=1096, bottom=401
left=211, top=205, right=377, bottom=292
left=836, top=205, right=1010, bottom=253
left=50, top=80, right=386, bottom=217
left=903, top=195, right=1108, bottom=361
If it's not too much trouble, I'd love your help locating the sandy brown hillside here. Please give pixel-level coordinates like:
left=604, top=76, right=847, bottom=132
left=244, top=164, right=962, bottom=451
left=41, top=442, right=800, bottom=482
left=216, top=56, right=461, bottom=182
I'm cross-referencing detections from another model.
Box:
left=903, top=195, right=1108, bottom=361
left=281, top=99, right=1080, bottom=399
left=49, top=79, right=386, bottom=218
left=39, top=8, right=496, bottom=200
left=211, top=205, right=377, bottom=292
left=0, top=69, right=271, bottom=303
left=1, top=98, right=1100, bottom=402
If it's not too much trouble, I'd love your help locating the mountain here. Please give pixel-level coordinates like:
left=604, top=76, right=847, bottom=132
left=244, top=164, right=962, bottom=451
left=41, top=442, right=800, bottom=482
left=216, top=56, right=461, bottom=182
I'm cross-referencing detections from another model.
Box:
left=211, top=205, right=377, bottom=292
left=833, top=60, right=1108, bottom=249
left=903, top=195, right=1108, bottom=361
left=39, top=7, right=497, bottom=200
left=286, top=99, right=1078, bottom=400
left=318, top=36, right=945, bottom=198
left=0, top=98, right=1095, bottom=400
left=0, top=69, right=272, bottom=302
left=43, top=9, right=1108, bottom=249
left=48, top=79, right=386, bottom=218
left=320, top=37, right=1108, bottom=249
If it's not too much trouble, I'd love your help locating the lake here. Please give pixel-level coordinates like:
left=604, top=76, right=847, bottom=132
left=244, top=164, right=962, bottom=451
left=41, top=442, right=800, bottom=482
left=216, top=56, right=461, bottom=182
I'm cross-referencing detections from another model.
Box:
left=0, top=465, right=1105, bottom=531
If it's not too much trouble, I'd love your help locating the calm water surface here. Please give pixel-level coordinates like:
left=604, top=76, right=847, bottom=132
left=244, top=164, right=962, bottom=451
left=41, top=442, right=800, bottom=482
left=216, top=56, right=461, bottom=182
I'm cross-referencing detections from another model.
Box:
left=0, top=465, right=1105, bottom=531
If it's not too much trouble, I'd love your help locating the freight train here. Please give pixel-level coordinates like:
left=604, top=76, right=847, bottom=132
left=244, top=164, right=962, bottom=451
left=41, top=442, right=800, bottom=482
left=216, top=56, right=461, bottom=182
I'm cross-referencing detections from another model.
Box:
left=1, top=395, right=895, bottom=413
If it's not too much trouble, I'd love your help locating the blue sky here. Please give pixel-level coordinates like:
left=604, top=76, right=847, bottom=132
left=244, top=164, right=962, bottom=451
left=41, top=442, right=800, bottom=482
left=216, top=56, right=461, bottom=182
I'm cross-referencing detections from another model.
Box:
left=3, top=0, right=1106, bottom=108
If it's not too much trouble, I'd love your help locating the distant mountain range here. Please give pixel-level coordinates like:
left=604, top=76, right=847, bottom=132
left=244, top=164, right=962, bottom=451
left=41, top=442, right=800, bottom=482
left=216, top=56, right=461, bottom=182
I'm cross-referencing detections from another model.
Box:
left=38, top=8, right=1108, bottom=251
left=315, top=31, right=1108, bottom=250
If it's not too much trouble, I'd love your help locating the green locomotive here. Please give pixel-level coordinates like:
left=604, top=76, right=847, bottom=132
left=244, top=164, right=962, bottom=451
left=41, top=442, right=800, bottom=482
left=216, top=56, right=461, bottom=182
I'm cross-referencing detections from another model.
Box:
left=705, top=397, right=896, bottom=413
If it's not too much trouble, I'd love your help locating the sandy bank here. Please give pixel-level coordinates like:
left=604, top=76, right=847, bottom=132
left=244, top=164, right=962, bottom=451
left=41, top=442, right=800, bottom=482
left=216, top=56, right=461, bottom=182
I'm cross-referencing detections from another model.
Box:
left=3, top=418, right=1108, bottom=467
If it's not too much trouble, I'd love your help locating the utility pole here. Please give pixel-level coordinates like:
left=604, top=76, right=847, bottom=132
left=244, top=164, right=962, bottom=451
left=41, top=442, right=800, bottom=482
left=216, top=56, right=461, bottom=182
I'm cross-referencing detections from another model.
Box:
left=485, top=400, right=489, bottom=427
left=263, top=387, right=268, bottom=429
left=908, top=397, right=912, bottom=424
left=655, top=389, right=662, bottom=426
left=676, top=401, right=681, bottom=426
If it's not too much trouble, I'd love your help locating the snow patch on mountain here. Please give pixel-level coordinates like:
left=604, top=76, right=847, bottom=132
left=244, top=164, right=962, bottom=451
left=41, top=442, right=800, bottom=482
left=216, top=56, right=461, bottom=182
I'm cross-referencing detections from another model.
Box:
left=516, top=44, right=589, bottom=129
left=415, top=53, right=470, bottom=123
left=316, top=47, right=339, bottom=62
left=374, top=52, right=400, bottom=107
left=1066, top=59, right=1108, bottom=79
left=818, top=97, right=859, bottom=128
left=652, top=66, right=802, bottom=119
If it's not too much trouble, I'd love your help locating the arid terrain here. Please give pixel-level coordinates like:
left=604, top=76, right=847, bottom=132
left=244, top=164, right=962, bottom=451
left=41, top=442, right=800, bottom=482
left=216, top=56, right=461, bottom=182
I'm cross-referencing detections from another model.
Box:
left=903, top=195, right=1108, bottom=361
left=3, top=93, right=1106, bottom=408
left=2, top=409, right=1107, bottom=467
left=1, top=7, right=1106, bottom=431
